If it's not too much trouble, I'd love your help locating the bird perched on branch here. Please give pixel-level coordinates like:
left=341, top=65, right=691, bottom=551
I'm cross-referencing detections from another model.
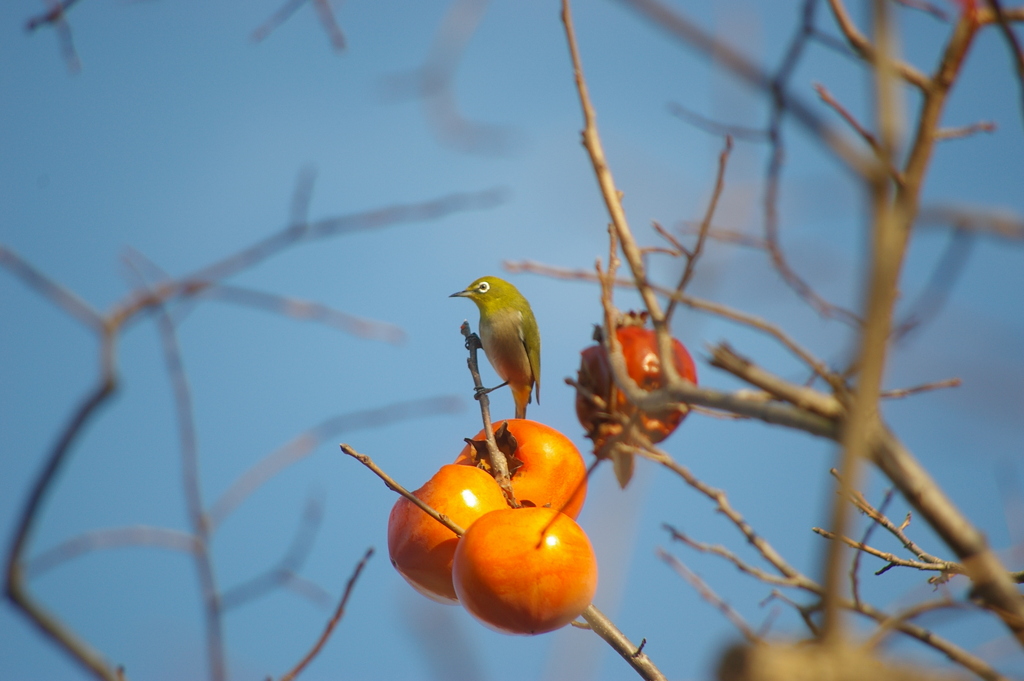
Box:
left=451, top=276, right=541, bottom=419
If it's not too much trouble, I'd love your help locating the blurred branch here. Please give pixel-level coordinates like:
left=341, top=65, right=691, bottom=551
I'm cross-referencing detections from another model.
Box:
left=665, top=525, right=806, bottom=588
left=183, top=187, right=507, bottom=295
left=825, top=0, right=931, bottom=89
left=209, top=396, right=463, bottom=530
left=195, top=284, right=406, bottom=344
left=665, top=135, right=732, bottom=322
left=813, top=82, right=905, bottom=183
left=252, top=0, right=346, bottom=51
left=934, top=120, right=996, bottom=139
left=5, top=179, right=501, bottom=679
left=763, top=0, right=863, bottom=328
left=880, top=377, right=961, bottom=399
left=983, top=0, right=1024, bottom=128
left=864, top=597, right=967, bottom=651
left=142, top=273, right=226, bottom=681
left=221, top=495, right=332, bottom=611
left=893, top=0, right=952, bottom=22
left=675, top=221, right=768, bottom=249
left=616, top=0, right=872, bottom=175
left=4, top=373, right=120, bottom=681
left=25, top=0, right=82, bottom=31
left=917, top=204, right=1024, bottom=240
left=26, top=527, right=197, bottom=578
left=658, top=549, right=760, bottom=643
left=666, top=102, right=768, bottom=142
left=708, top=343, right=844, bottom=419
left=25, top=0, right=82, bottom=72
left=821, top=0, right=902, bottom=642
left=277, top=547, right=374, bottom=681
left=892, top=228, right=975, bottom=342
left=850, top=489, right=893, bottom=605
left=619, top=0, right=872, bottom=326
left=0, top=246, right=103, bottom=331
left=654, top=453, right=813, bottom=586
left=382, top=0, right=514, bottom=155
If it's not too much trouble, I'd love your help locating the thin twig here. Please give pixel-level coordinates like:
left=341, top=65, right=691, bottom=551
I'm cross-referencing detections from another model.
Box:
left=864, top=597, right=966, bottom=650
left=825, top=0, right=932, bottom=89
left=812, top=527, right=963, bottom=575
left=831, top=468, right=948, bottom=565
left=813, top=82, right=905, bottom=183
left=851, top=490, right=893, bottom=605
left=658, top=549, right=759, bottom=642
left=880, top=377, right=961, bottom=399
left=278, top=547, right=374, bottom=681
left=580, top=605, right=668, bottom=681
left=665, top=135, right=732, bottom=323
left=340, top=444, right=464, bottom=535
left=458, top=322, right=517, bottom=505
left=935, top=120, right=996, bottom=139
left=653, top=449, right=811, bottom=585
left=673, top=525, right=1003, bottom=680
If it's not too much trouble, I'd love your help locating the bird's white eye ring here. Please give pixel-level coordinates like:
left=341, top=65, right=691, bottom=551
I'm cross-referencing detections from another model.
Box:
left=477, top=281, right=490, bottom=293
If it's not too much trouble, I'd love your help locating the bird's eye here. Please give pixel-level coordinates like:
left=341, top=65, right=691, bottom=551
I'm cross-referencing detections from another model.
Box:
left=477, top=281, right=490, bottom=293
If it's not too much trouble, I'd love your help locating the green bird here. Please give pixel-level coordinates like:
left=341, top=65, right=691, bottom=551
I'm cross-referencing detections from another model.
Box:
left=451, top=276, right=541, bottom=419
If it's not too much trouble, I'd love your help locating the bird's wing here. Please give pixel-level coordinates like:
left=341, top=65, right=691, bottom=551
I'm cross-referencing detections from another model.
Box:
left=518, top=310, right=541, bottom=404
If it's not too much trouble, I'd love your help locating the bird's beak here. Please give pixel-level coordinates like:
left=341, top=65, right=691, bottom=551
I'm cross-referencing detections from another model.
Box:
left=450, top=289, right=470, bottom=298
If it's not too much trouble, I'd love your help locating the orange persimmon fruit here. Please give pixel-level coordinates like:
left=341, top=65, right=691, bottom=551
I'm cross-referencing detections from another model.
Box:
left=454, top=419, right=587, bottom=519
left=387, top=464, right=509, bottom=603
left=452, top=507, right=598, bottom=634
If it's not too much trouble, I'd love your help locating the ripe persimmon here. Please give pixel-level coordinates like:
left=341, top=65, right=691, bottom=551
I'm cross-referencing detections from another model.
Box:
left=454, top=419, right=587, bottom=519
left=452, top=507, right=598, bottom=635
left=387, top=464, right=508, bottom=603
left=575, top=311, right=697, bottom=486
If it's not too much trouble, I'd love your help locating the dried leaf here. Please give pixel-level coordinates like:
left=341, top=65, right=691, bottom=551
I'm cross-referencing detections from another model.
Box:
left=612, top=450, right=635, bottom=488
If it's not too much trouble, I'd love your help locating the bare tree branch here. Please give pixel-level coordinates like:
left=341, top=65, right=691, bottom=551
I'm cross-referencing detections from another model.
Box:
left=209, top=397, right=463, bottom=530
left=277, top=547, right=374, bottom=681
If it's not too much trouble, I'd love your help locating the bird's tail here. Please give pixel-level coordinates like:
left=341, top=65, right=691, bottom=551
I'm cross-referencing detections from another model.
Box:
left=511, top=383, right=531, bottom=420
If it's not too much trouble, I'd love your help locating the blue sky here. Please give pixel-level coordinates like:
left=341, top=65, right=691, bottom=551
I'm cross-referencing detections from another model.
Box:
left=3, top=1, right=1024, bottom=680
